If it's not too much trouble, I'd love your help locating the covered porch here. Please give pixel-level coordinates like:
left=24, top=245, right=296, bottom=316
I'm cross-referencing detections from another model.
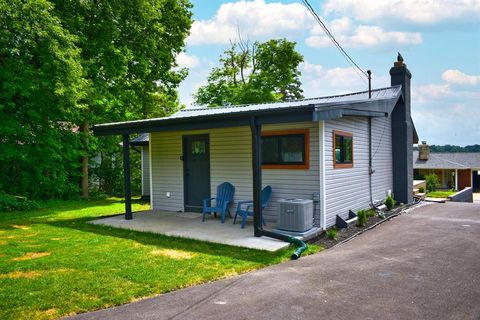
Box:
left=89, top=210, right=289, bottom=251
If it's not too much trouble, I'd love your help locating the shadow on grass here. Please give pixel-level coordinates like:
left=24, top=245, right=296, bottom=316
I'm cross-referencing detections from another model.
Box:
left=0, top=198, right=145, bottom=223
left=47, top=216, right=290, bottom=264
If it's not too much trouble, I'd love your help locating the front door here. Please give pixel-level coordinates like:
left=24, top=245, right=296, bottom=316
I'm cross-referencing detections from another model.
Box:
left=457, top=169, right=471, bottom=190
left=183, top=135, right=210, bottom=212
left=473, top=171, right=480, bottom=192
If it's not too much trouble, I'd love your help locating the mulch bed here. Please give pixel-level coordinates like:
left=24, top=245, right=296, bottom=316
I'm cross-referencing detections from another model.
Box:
left=308, top=205, right=404, bottom=249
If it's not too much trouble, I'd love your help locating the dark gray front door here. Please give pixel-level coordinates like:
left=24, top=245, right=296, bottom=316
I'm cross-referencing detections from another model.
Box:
left=183, top=135, right=210, bottom=212
left=473, top=171, right=480, bottom=192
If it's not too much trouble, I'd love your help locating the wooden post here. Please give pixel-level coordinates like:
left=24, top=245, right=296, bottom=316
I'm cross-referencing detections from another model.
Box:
left=455, top=169, right=458, bottom=190
left=123, top=134, right=132, bottom=220
left=250, top=117, right=262, bottom=237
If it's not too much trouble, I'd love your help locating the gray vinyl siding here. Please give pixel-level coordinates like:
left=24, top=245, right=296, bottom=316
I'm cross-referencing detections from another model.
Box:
left=141, top=146, right=150, bottom=196
left=324, top=116, right=393, bottom=228
left=150, top=132, right=184, bottom=212
left=150, top=122, right=320, bottom=226
left=262, top=123, right=320, bottom=225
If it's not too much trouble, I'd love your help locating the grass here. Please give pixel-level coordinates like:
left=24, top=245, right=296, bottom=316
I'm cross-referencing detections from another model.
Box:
left=427, top=190, right=456, bottom=198
left=326, top=227, right=337, bottom=240
left=0, top=198, right=320, bottom=320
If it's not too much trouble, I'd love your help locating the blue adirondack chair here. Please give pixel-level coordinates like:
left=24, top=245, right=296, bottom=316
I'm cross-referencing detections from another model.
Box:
left=234, top=186, right=272, bottom=229
left=202, top=182, right=235, bottom=223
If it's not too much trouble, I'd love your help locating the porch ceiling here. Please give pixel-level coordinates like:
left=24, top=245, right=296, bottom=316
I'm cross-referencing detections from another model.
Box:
left=89, top=210, right=289, bottom=251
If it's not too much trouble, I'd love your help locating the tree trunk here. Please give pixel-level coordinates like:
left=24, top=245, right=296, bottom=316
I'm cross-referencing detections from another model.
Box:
left=80, top=120, right=89, bottom=198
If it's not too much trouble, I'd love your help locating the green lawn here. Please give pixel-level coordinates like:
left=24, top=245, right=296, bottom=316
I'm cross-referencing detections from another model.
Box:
left=427, top=190, right=456, bottom=198
left=0, top=198, right=319, bottom=320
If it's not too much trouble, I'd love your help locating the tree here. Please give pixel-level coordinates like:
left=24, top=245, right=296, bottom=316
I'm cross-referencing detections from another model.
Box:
left=50, top=0, right=193, bottom=197
left=0, top=0, right=85, bottom=198
left=194, top=38, right=304, bottom=107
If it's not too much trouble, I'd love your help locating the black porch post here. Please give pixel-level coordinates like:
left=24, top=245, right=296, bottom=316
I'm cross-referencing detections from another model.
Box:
left=122, top=134, right=132, bottom=220
left=250, top=117, right=263, bottom=237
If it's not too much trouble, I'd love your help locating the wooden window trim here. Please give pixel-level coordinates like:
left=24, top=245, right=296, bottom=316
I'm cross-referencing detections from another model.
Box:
left=261, top=129, right=310, bottom=170
left=333, top=130, right=354, bottom=169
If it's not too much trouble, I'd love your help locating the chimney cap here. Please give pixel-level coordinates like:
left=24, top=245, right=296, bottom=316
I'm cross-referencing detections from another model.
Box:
left=394, top=52, right=406, bottom=67
left=397, top=52, right=404, bottom=62
left=421, top=141, right=427, bottom=145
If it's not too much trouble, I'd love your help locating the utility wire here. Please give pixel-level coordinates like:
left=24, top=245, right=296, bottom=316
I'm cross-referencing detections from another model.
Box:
left=301, top=0, right=368, bottom=83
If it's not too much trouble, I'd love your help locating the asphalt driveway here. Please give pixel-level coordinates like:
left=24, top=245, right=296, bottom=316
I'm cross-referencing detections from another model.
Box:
left=68, top=202, right=480, bottom=320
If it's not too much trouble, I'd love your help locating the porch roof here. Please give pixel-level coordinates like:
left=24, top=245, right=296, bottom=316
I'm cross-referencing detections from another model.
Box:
left=92, top=86, right=402, bottom=136
left=129, top=133, right=149, bottom=146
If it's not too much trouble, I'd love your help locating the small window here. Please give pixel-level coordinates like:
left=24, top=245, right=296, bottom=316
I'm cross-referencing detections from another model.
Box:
left=191, top=140, right=206, bottom=155
left=333, top=130, right=353, bottom=168
left=262, top=130, right=309, bottom=169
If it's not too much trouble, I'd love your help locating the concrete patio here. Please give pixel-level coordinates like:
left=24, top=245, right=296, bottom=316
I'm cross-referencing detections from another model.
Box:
left=89, top=210, right=289, bottom=251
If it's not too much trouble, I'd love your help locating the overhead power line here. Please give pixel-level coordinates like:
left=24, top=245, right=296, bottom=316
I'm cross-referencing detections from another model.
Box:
left=301, top=0, right=368, bottom=83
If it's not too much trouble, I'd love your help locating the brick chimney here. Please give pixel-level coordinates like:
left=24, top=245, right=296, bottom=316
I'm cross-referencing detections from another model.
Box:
left=390, top=53, right=413, bottom=204
left=418, top=141, right=430, bottom=160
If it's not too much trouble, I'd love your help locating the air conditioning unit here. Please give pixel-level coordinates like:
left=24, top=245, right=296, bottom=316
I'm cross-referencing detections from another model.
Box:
left=277, top=199, right=314, bottom=232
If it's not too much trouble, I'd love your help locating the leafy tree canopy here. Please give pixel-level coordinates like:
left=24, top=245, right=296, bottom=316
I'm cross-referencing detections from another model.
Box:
left=51, top=0, right=192, bottom=122
left=0, top=0, right=193, bottom=199
left=194, top=38, right=304, bottom=107
left=0, top=0, right=85, bottom=198
left=52, top=0, right=193, bottom=198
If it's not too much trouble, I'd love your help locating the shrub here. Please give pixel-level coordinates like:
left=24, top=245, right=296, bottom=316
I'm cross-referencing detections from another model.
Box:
left=384, top=195, right=395, bottom=210
left=0, top=193, right=39, bottom=212
left=418, top=186, right=425, bottom=193
left=357, top=209, right=367, bottom=227
left=326, top=227, right=338, bottom=240
left=366, top=209, right=376, bottom=218
left=425, top=173, right=439, bottom=192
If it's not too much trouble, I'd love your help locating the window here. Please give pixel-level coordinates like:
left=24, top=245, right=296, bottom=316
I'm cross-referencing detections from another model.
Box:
left=333, top=130, right=353, bottom=168
left=261, top=129, right=309, bottom=169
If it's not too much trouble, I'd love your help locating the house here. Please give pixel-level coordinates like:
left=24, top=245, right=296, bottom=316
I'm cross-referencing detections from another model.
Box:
left=414, top=142, right=480, bottom=191
left=92, top=56, right=416, bottom=238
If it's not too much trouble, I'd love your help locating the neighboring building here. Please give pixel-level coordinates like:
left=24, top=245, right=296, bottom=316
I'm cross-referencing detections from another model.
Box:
left=93, top=56, right=416, bottom=232
left=130, top=133, right=150, bottom=201
left=414, top=142, right=480, bottom=191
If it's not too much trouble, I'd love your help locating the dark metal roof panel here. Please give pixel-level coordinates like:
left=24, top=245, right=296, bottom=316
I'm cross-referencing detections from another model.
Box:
left=130, top=133, right=149, bottom=146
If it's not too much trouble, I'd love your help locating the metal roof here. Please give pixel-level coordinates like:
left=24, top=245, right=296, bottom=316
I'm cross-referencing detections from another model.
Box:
left=129, top=133, right=149, bottom=146
left=413, top=151, right=480, bottom=169
left=92, top=86, right=402, bottom=136
left=170, top=86, right=402, bottom=120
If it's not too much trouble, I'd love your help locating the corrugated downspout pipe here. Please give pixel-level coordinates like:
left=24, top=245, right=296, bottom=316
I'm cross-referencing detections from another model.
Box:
left=261, top=229, right=308, bottom=260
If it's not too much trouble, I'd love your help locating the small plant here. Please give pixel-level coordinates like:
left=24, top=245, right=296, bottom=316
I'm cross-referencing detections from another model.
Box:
left=418, top=186, right=425, bottom=193
left=366, top=209, right=376, bottom=218
left=0, top=193, right=39, bottom=212
left=326, top=227, right=338, bottom=240
left=384, top=195, right=395, bottom=211
left=357, top=209, right=367, bottom=227
left=425, top=173, right=439, bottom=192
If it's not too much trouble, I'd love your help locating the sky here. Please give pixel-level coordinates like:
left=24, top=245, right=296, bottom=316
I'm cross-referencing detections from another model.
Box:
left=176, top=0, right=480, bottom=146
